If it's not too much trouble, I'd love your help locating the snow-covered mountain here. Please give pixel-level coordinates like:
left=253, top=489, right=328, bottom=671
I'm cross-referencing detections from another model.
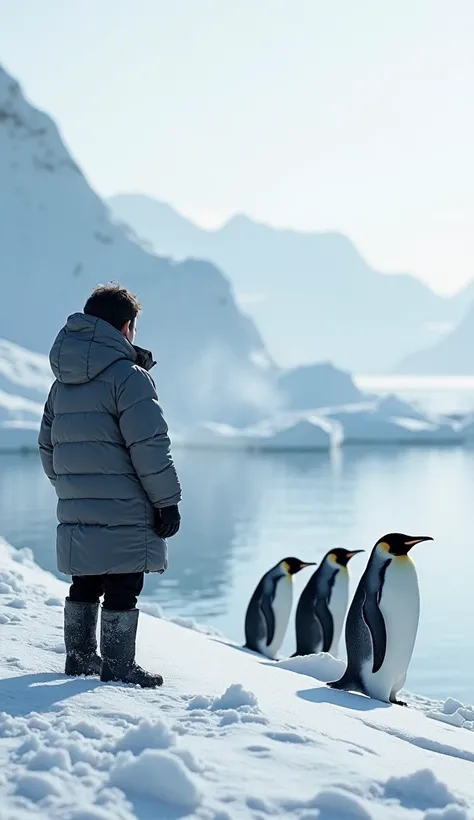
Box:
left=1, top=61, right=467, bottom=451
left=0, top=339, right=51, bottom=450
left=0, top=64, right=281, bottom=426
left=396, top=302, right=474, bottom=374
left=0, top=339, right=51, bottom=400
left=108, top=194, right=474, bottom=372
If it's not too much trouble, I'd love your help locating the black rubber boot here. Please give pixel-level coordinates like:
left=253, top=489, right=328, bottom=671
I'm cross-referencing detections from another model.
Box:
left=100, top=608, right=163, bottom=688
left=64, top=599, right=101, bottom=676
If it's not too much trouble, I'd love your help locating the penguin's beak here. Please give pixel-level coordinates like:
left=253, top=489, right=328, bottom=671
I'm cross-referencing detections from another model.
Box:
left=296, top=562, right=316, bottom=573
left=337, top=550, right=364, bottom=566
left=403, top=536, right=433, bottom=552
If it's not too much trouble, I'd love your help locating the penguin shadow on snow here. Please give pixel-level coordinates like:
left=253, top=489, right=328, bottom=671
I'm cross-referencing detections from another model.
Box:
left=208, top=643, right=391, bottom=712
left=254, top=657, right=390, bottom=711
left=296, top=684, right=390, bottom=712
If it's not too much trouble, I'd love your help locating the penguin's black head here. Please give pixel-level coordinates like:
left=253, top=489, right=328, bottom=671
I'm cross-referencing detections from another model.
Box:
left=376, top=532, right=433, bottom=556
left=328, top=548, right=364, bottom=567
left=281, top=557, right=316, bottom=576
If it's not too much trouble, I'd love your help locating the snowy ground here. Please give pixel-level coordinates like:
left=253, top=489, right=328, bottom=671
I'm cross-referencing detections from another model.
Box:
left=1, top=539, right=474, bottom=820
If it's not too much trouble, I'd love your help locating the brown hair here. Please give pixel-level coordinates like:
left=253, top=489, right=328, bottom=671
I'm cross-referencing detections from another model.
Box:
left=84, top=283, right=141, bottom=331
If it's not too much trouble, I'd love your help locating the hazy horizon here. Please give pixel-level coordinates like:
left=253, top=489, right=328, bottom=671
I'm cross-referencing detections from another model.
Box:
left=2, top=0, right=473, bottom=295
left=108, top=191, right=473, bottom=298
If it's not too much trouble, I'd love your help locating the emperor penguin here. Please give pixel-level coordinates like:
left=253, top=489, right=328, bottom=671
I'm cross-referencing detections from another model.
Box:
left=328, top=532, right=433, bottom=705
left=244, top=557, right=315, bottom=659
left=293, top=548, right=364, bottom=658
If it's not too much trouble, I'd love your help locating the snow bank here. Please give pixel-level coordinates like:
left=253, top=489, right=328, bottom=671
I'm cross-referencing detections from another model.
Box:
left=176, top=415, right=338, bottom=451
left=326, top=406, right=464, bottom=445
left=426, top=698, right=474, bottom=732
left=375, top=393, right=428, bottom=422
left=275, top=651, right=346, bottom=682
left=175, top=400, right=464, bottom=451
left=1, top=538, right=474, bottom=819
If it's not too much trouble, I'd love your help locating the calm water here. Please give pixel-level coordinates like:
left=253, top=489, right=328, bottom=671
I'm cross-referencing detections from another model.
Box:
left=1, top=446, right=473, bottom=703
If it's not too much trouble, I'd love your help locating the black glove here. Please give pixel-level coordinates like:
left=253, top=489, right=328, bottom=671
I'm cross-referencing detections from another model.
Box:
left=154, top=505, right=181, bottom=539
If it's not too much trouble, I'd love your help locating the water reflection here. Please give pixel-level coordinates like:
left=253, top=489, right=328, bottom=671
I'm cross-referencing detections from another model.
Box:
left=143, top=449, right=263, bottom=616
left=0, top=446, right=473, bottom=701
left=0, top=452, right=58, bottom=574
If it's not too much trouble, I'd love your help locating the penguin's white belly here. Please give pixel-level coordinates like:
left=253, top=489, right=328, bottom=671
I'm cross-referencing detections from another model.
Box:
left=263, top=576, right=293, bottom=659
left=328, top=572, right=349, bottom=657
left=363, top=558, right=420, bottom=702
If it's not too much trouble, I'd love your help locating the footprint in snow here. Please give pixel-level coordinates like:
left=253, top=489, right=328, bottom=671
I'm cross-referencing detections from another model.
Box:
left=265, top=730, right=309, bottom=744
left=246, top=744, right=272, bottom=758
left=7, top=599, right=27, bottom=609
left=5, top=657, right=25, bottom=669
left=0, top=612, right=22, bottom=624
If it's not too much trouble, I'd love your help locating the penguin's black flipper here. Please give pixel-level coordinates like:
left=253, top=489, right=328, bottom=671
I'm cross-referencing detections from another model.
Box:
left=362, top=592, right=387, bottom=674
left=261, top=595, right=275, bottom=647
left=314, top=599, right=334, bottom=654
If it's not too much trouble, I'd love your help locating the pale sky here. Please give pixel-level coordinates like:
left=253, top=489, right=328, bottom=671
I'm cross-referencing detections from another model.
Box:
left=1, top=0, right=473, bottom=293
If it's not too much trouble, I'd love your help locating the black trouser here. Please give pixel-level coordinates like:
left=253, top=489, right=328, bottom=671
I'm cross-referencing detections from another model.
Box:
left=68, top=573, right=144, bottom=611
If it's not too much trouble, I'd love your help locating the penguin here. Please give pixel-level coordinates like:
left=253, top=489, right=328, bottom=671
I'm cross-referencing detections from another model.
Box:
left=293, top=548, right=364, bottom=658
left=244, top=557, right=316, bottom=659
left=328, top=532, right=433, bottom=705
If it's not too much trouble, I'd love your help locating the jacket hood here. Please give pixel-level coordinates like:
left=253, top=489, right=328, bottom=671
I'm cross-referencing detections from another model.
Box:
left=49, top=313, right=154, bottom=385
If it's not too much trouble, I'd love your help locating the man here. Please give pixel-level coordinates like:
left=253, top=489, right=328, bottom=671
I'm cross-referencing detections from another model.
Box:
left=38, top=284, right=181, bottom=689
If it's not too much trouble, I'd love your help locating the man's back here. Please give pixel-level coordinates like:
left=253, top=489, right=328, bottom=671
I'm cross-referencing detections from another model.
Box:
left=39, top=311, right=181, bottom=576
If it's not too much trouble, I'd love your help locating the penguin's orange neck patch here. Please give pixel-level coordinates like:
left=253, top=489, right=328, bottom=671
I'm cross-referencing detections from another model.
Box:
left=378, top=542, right=390, bottom=553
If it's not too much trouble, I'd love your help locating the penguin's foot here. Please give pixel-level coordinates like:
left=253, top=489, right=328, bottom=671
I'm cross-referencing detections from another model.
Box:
left=390, top=696, right=408, bottom=707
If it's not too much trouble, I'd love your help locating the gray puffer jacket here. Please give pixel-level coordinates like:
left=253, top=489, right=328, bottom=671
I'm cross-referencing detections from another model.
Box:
left=38, top=313, right=181, bottom=576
